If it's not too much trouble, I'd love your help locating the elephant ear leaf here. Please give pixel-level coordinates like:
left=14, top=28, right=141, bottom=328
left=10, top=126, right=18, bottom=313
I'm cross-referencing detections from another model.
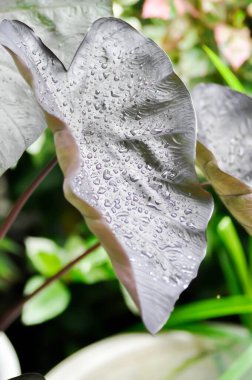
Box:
left=192, top=83, right=252, bottom=234
left=0, top=17, right=213, bottom=334
left=0, top=0, right=112, bottom=176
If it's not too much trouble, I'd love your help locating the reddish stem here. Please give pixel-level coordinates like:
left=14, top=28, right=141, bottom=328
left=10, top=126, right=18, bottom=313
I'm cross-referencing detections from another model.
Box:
left=201, top=181, right=211, bottom=188
left=0, top=157, right=57, bottom=239
left=0, top=242, right=101, bottom=331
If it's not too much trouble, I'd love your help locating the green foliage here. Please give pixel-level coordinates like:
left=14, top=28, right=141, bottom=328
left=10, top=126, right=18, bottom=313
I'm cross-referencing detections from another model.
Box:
left=0, top=238, right=20, bottom=290
left=167, top=295, right=252, bottom=327
left=0, top=254, right=18, bottom=291
left=217, top=217, right=252, bottom=295
left=0, top=237, right=20, bottom=254
left=203, top=46, right=245, bottom=93
left=22, top=275, right=71, bottom=325
left=25, top=235, right=115, bottom=284
left=116, top=0, right=252, bottom=91
left=172, top=322, right=249, bottom=341
left=20, top=235, right=116, bottom=324
left=25, top=237, right=62, bottom=277
left=68, top=244, right=115, bottom=285
left=219, top=344, right=252, bottom=380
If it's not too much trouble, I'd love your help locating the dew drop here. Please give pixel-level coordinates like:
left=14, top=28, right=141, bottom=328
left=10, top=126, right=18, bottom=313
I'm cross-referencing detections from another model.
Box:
left=92, top=177, right=100, bottom=185
left=98, top=187, right=106, bottom=194
left=184, top=208, right=192, bottom=215
left=186, top=221, right=196, bottom=229
left=141, top=251, right=153, bottom=259
left=104, top=199, right=111, bottom=207
left=103, top=170, right=112, bottom=180
left=111, top=91, right=120, bottom=98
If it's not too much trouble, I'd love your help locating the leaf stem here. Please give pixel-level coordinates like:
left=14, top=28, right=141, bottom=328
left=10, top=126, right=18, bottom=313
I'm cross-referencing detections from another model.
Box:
left=0, top=157, right=57, bottom=239
left=200, top=181, right=211, bottom=188
left=0, top=242, right=100, bottom=331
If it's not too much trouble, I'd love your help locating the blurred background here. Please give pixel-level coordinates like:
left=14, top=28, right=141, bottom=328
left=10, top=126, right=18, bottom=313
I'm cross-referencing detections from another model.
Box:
left=1, top=0, right=252, bottom=375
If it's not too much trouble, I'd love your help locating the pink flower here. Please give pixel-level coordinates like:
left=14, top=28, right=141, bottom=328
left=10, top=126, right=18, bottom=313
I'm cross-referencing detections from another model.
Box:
left=214, top=24, right=252, bottom=69
left=142, top=0, right=192, bottom=20
left=142, top=0, right=170, bottom=20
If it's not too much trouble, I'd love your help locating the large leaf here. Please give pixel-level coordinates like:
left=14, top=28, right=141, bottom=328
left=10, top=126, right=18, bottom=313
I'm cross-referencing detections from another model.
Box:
left=0, top=17, right=213, bottom=333
left=192, top=83, right=252, bottom=234
left=0, top=0, right=112, bottom=175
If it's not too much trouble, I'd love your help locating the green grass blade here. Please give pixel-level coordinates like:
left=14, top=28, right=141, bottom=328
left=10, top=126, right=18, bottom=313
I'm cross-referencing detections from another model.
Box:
left=219, top=344, right=252, bottom=380
left=203, top=45, right=245, bottom=93
left=218, top=249, right=241, bottom=295
left=217, top=217, right=252, bottom=296
left=167, top=296, right=252, bottom=327
left=169, top=322, right=249, bottom=341
left=248, top=237, right=252, bottom=273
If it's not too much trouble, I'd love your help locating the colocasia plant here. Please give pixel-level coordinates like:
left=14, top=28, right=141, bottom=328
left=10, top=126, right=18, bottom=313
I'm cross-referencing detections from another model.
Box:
left=0, top=4, right=252, bottom=379
left=0, top=16, right=213, bottom=334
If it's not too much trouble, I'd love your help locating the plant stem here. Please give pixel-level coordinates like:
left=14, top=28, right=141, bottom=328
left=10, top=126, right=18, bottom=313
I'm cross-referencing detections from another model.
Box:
left=0, top=157, right=57, bottom=239
left=201, top=181, right=211, bottom=188
left=0, top=242, right=101, bottom=331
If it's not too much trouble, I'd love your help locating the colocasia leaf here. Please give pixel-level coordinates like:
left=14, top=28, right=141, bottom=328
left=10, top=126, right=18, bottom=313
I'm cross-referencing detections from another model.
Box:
left=193, top=83, right=252, bottom=234
left=0, top=0, right=112, bottom=175
left=0, top=18, right=213, bottom=333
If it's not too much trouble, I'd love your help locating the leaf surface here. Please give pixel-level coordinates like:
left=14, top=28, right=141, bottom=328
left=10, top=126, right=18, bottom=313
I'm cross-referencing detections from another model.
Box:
left=192, top=83, right=252, bottom=234
left=0, top=17, right=213, bottom=333
left=0, top=0, right=112, bottom=175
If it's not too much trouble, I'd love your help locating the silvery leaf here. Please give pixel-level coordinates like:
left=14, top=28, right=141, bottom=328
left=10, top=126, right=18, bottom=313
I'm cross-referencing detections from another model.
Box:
left=0, top=0, right=112, bottom=175
left=0, top=17, right=213, bottom=333
left=193, top=83, right=252, bottom=234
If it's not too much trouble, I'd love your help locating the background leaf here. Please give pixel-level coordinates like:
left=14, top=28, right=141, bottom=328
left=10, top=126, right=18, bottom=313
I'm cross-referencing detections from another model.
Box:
left=25, top=237, right=63, bottom=277
left=193, top=83, right=252, bottom=234
left=69, top=244, right=115, bottom=284
left=25, top=235, right=115, bottom=284
left=21, top=275, right=71, bottom=325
